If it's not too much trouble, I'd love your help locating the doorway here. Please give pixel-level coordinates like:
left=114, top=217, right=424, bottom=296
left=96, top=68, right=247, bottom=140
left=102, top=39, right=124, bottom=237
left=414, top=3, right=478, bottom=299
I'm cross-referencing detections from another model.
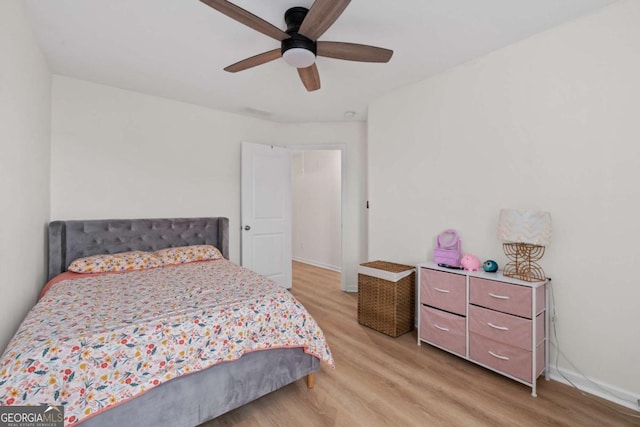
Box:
left=291, top=148, right=343, bottom=289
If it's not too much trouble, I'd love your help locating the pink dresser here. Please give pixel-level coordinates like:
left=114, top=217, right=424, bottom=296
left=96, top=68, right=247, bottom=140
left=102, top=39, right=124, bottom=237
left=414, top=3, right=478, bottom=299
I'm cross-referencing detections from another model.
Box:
left=417, top=262, right=548, bottom=397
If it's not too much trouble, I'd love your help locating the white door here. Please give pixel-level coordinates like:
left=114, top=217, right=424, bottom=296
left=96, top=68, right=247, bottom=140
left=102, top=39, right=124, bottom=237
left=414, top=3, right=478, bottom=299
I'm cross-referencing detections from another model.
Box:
left=241, top=142, right=292, bottom=288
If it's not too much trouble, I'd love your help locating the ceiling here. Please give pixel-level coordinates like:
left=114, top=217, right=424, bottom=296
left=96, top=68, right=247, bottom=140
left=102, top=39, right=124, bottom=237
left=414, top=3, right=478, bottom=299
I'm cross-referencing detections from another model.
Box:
left=24, top=0, right=617, bottom=123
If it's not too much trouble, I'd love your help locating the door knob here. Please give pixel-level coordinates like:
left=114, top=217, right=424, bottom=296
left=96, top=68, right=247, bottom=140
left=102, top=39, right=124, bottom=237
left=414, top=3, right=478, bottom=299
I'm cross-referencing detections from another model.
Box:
left=244, top=225, right=251, bottom=231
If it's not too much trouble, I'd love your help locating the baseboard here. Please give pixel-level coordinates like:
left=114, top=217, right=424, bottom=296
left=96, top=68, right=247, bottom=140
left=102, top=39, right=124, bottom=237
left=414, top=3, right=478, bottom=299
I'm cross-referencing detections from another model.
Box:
left=547, top=365, right=640, bottom=413
left=292, top=257, right=342, bottom=273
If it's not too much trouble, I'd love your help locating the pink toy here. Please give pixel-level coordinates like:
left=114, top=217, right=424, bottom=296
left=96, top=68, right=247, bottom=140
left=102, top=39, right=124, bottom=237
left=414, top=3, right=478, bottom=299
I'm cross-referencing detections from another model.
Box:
left=461, top=254, right=481, bottom=271
left=434, top=229, right=462, bottom=267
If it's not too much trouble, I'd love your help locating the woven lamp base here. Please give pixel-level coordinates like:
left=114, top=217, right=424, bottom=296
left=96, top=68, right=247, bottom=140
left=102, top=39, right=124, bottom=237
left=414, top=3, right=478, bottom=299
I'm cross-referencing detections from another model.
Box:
left=502, top=242, right=546, bottom=282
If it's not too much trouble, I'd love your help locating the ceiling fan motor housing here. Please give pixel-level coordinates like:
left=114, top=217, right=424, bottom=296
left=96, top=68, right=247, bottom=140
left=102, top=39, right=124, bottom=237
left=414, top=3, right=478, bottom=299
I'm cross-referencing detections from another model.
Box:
left=282, top=7, right=316, bottom=57
left=281, top=33, right=317, bottom=56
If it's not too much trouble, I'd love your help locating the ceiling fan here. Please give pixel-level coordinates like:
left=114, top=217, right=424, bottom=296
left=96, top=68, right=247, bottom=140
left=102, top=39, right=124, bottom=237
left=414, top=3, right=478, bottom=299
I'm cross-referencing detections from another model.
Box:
left=199, top=0, right=393, bottom=92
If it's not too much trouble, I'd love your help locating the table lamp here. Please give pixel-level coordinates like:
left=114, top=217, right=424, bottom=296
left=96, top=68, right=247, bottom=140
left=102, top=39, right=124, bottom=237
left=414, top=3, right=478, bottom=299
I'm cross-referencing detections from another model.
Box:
left=497, top=209, right=551, bottom=282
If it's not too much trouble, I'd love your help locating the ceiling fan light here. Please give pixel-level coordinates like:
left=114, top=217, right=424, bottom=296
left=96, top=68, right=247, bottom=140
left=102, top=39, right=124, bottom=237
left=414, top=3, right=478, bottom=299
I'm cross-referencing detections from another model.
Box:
left=282, top=48, right=316, bottom=68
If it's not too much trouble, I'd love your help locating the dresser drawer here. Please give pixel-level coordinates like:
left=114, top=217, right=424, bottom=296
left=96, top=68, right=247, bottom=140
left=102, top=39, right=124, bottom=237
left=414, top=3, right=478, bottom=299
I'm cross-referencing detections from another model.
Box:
left=469, top=305, right=544, bottom=350
left=420, top=305, right=466, bottom=357
left=470, top=277, right=543, bottom=318
left=469, top=333, right=545, bottom=383
left=420, top=268, right=466, bottom=316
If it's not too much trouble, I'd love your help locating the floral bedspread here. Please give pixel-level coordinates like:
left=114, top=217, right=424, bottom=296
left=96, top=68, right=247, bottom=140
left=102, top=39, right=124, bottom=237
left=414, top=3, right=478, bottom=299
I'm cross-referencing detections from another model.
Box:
left=0, top=259, right=334, bottom=425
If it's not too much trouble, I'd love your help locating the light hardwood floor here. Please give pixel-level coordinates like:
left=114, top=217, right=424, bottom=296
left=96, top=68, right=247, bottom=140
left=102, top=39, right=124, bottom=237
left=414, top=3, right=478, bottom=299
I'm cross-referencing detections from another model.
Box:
left=203, top=261, right=639, bottom=427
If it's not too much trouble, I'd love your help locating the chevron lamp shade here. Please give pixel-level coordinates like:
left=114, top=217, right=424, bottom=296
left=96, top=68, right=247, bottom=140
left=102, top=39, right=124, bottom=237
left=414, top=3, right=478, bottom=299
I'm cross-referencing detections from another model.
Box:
left=497, top=209, right=552, bottom=246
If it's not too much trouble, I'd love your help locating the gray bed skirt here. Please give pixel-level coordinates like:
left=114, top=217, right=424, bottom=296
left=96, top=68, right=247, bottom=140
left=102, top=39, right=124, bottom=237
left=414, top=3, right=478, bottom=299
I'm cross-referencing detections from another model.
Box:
left=81, top=348, right=318, bottom=427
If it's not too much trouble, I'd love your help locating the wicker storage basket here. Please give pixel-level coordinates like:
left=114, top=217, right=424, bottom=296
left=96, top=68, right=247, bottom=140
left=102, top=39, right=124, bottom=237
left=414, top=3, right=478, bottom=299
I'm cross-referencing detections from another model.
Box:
left=357, top=261, right=415, bottom=337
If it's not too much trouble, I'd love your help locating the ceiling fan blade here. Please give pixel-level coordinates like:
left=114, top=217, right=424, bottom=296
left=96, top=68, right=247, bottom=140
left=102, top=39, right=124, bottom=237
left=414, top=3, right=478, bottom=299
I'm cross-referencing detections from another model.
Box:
left=298, top=0, right=351, bottom=41
left=224, top=49, right=281, bottom=73
left=317, top=41, right=393, bottom=63
left=200, top=0, right=289, bottom=41
left=297, top=64, right=321, bottom=92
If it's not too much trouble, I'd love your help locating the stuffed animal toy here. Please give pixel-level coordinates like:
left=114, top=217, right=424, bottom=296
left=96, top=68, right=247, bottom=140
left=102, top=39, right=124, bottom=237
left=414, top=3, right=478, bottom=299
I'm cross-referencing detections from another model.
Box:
left=482, top=260, right=499, bottom=273
left=460, top=254, right=481, bottom=271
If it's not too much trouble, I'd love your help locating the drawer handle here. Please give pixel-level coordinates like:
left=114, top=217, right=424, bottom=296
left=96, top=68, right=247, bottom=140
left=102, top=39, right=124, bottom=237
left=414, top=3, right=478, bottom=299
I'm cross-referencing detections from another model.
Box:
left=488, top=350, right=510, bottom=361
left=434, top=287, right=450, bottom=293
left=488, top=292, right=510, bottom=300
left=487, top=322, right=509, bottom=331
left=433, top=323, right=450, bottom=332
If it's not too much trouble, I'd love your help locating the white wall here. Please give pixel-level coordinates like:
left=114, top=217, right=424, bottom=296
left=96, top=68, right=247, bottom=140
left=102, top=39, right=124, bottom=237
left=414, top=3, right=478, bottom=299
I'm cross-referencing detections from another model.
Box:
left=292, top=150, right=342, bottom=271
left=50, top=76, right=278, bottom=264
left=0, top=0, right=51, bottom=352
left=368, top=0, right=639, bottom=405
left=50, top=77, right=367, bottom=289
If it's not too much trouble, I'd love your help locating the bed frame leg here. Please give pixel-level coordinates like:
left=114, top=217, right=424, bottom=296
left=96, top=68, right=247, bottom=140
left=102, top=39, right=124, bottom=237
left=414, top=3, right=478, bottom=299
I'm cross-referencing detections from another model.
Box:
left=306, top=373, right=315, bottom=389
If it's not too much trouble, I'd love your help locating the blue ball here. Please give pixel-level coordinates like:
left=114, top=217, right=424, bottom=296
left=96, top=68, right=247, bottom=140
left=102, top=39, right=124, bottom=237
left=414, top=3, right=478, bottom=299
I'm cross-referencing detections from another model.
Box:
left=483, top=260, right=498, bottom=272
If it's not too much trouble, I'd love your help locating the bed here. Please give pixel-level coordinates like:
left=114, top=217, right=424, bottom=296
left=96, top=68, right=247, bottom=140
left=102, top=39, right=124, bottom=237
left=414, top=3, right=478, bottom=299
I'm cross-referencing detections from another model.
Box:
left=0, top=217, right=333, bottom=426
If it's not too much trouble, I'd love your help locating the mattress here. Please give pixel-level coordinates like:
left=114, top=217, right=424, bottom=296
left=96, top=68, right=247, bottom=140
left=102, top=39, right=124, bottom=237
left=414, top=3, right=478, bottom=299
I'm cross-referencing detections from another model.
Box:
left=0, top=259, right=333, bottom=425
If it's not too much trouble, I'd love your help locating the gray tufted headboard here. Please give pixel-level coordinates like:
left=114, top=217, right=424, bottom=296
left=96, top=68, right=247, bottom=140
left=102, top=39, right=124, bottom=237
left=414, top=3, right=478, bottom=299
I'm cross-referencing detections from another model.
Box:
left=48, top=217, right=229, bottom=280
